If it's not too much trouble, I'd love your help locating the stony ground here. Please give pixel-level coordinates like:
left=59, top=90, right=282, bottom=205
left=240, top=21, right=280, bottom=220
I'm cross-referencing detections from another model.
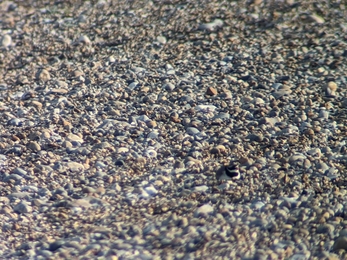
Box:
left=1, top=0, right=347, bottom=259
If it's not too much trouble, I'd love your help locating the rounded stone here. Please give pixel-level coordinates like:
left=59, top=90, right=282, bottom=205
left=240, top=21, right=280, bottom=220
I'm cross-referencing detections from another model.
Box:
left=36, top=69, right=51, bottom=81
left=28, top=141, right=41, bottom=152
left=1, top=34, right=12, bottom=47
left=194, top=204, right=214, bottom=217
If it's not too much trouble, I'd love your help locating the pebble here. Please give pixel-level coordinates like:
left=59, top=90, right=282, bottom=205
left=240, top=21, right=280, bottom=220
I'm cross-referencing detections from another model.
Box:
left=1, top=34, right=12, bottom=47
left=48, top=88, right=68, bottom=94
left=309, top=14, right=325, bottom=24
left=146, top=120, right=157, bottom=128
left=66, top=133, right=84, bottom=143
left=210, top=144, right=227, bottom=155
left=65, top=162, right=84, bottom=172
left=319, top=108, right=329, bottom=120
left=144, top=148, right=157, bottom=158
left=206, top=87, right=217, bottom=96
left=193, top=185, right=209, bottom=192
left=325, top=81, right=338, bottom=97
left=162, top=83, right=175, bottom=91
left=28, top=141, right=41, bottom=152
left=108, top=56, right=116, bottom=63
left=333, top=236, right=347, bottom=251
left=78, top=35, right=91, bottom=44
left=36, top=69, right=51, bottom=82
left=55, top=80, right=68, bottom=89
left=186, top=127, right=200, bottom=135
left=194, top=204, right=214, bottom=217
left=13, top=167, right=28, bottom=176
left=156, top=35, right=167, bottom=45
left=13, top=201, right=32, bottom=214
left=195, top=104, right=217, bottom=112
left=117, top=147, right=129, bottom=154
left=29, top=101, right=43, bottom=110
left=199, top=19, right=224, bottom=30
left=144, top=186, right=158, bottom=196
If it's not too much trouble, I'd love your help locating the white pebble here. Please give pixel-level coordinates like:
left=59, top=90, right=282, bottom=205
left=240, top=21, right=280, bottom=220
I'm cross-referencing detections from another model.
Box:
left=156, top=35, right=167, bottom=44
left=145, top=186, right=158, bottom=196
left=195, top=105, right=217, bottom=112
left=199, top=19, right=224, bottom=31
left=1, top=34, right=12, bottom=47
left=195, top=204, right=214, bottom=216
left=78, top=35, right=91, bottom=44
left=145, top=149, right=157, bottom=158
left=108, top=56, right=116, bottom=63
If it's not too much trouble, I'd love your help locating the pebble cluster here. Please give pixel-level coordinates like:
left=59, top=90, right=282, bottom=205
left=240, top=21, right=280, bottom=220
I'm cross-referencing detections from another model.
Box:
left=1, top=0, right=347, bottom=259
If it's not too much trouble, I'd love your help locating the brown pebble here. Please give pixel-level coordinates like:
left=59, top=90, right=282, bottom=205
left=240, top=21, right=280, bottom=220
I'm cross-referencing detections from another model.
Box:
left=95, top=187, right=106, bottom=194
left=239, top=157, right=253, bottom=166
left=206, top=87, right=218, bottom=96
left=147, top=120, right=157, bottom=128
left=305, top=129, right=314, bottom=135
left=210, top=145, right=227, bottom=155
left=83, top=163, right=90, bottom=170
left=327, top=81, right=337, bottom=92
left=171, top=117, right=181, bottom=123
left=29, top=101, right=43, bottom=110
left=275, top=153, right=283, bottom=159
left=17, top=133, right=26, bottom=140
left=11, top=135, right=20, bottom=141
left=325, top=81, right=338, bottom=97
left=170, top=112, right=180, bottom=123
left=36, top=69, right=51, bottom=82
left=61, top=119, right=72, bottom=128
left=73, top=70, right=84, bottom=77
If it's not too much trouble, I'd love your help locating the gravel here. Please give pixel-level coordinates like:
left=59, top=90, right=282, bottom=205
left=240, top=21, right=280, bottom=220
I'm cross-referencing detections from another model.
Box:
left=1, top=0, right=347, bottom=259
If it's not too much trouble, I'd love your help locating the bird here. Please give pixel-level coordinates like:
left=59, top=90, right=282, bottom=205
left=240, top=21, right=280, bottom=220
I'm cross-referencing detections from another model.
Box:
left=216, top=163, right=241, bottom=181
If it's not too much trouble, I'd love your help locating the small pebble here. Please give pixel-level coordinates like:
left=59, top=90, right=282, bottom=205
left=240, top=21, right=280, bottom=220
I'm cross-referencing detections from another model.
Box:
left=28, top=141, right=41, bottom=152
left=78, top=35, right=91, bottom=44
left=325, top=81, right=337, bottom=97
left=36, top=69, right=51, bottom=81
left=206, top=87, right=217, bottom=96
left=1, top=34, right=12, bottom=47
left=194, top=204, right=214, bottom=217
left=14, top=201, right=32, bottom=214
left=199, top=19, right=224, bottom=30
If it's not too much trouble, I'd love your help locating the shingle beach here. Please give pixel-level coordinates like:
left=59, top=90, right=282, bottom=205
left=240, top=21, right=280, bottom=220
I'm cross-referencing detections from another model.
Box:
left=1, top=1, right=347, bottom=259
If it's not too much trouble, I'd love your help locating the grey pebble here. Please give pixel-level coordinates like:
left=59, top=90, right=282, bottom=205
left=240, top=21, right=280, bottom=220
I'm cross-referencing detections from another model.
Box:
left=13, top=201, right=32, bottom=214
left=13, top=167, right=28, bottom=176
left=8, top=118, right=23, bottom=126
left=186, top=127, right=200, bottom=135
left=163, top=83, right=175, bottom=91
